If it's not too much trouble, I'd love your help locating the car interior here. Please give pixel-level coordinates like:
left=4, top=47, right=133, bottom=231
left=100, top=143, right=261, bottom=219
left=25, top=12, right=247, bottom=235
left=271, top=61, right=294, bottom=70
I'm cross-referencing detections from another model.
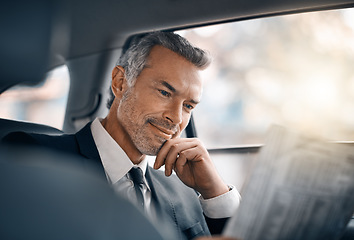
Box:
left=1, top=0, right=354, bottom=239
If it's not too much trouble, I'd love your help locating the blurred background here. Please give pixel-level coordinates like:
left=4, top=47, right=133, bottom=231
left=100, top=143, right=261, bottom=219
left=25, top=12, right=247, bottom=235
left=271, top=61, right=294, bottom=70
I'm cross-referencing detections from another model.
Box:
left=178, top=7, right=354, bottom=148
left=0, top=65, right=69, bottom=129
left=1, top=8, right=353, bottom=147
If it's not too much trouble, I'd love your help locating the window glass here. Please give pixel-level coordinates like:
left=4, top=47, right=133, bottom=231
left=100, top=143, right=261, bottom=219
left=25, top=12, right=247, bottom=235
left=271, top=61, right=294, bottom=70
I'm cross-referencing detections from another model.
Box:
left=0, top=65, right=69, bottom=130
left=177, top=8, right=354, bottom=148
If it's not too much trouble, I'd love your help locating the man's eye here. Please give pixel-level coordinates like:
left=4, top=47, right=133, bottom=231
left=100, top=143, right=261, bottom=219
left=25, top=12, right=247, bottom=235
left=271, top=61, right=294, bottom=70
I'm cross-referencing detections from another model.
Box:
left=185, top=104, right=194, bottom=110
left=159, top=90, right=171, bottom=97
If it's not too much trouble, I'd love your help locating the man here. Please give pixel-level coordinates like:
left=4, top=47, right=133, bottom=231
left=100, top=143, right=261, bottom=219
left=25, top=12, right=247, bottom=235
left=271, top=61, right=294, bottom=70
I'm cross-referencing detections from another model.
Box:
left=4, top=32, right=240, bottom=239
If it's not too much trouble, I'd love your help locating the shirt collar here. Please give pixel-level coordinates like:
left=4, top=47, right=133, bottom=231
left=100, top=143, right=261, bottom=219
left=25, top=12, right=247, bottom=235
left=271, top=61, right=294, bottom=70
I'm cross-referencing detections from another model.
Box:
left=90, top=118, right=148, bottom=184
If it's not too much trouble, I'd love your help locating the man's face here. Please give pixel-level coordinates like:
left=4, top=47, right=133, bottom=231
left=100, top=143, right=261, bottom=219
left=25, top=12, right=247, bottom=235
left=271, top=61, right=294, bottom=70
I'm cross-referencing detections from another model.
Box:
left=117, top=46, right=203, bottom=156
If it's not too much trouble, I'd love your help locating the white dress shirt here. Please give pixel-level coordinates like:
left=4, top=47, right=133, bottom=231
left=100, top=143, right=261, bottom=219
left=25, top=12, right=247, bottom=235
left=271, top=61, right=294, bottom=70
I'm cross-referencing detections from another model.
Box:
left=90, top=118, right=240, bottom=219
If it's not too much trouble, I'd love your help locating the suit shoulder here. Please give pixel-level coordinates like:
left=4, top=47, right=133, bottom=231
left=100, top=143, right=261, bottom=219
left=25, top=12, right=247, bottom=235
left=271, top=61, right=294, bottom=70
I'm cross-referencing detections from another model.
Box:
left=2, top=131, right=79, bottom=154
left=2, top=131, right=42, bottom=145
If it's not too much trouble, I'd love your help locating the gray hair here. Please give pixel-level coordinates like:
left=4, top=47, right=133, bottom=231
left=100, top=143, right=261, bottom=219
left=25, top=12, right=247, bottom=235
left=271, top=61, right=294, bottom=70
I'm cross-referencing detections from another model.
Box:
left=106, top=31, right=211, bottom=109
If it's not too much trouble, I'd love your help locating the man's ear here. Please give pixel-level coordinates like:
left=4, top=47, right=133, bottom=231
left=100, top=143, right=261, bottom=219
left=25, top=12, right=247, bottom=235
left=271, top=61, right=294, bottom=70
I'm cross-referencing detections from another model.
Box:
left=111, top=66, right=127, bottom=99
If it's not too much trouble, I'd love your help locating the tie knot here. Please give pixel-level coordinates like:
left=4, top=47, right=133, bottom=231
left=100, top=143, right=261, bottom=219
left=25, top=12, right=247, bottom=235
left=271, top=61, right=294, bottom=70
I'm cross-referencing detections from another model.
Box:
left=129, top=167, right=144, bottom=185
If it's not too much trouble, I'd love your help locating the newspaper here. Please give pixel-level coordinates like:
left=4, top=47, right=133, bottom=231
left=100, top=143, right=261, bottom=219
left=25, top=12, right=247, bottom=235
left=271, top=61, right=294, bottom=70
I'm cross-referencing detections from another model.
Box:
left=223, top=125, right=354, bottom=240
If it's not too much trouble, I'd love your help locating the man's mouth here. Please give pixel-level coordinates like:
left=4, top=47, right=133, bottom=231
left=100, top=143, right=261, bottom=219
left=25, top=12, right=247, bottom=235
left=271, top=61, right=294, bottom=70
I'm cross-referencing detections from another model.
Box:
left=148, top=122, right=176, bottom=139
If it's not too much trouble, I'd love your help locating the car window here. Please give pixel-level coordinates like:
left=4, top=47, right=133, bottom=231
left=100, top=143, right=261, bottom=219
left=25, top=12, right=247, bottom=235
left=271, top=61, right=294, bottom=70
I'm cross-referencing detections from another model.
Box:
left=177, top=7, right=354, bottom=149
left=0, top=65, right=69, bottom=130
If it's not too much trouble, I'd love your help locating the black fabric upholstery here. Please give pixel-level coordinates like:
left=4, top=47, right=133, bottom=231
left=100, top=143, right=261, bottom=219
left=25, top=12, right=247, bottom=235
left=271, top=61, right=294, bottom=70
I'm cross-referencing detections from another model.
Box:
left=0, top=145, right=167, bottom=240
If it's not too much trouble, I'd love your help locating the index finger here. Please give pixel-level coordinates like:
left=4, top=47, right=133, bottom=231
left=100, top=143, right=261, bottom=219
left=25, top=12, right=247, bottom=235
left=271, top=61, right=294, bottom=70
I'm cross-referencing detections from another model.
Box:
left=153, top=138, right=194, bottom=169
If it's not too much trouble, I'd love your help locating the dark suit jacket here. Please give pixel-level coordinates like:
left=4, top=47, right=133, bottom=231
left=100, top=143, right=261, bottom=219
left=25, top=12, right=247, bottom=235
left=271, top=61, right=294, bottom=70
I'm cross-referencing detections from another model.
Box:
left=3, top=122, right=228, bottom=239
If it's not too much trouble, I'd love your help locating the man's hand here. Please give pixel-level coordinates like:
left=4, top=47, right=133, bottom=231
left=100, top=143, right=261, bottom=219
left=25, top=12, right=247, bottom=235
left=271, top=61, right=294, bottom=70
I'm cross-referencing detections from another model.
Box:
left=154, top=137, right=229, bottom=199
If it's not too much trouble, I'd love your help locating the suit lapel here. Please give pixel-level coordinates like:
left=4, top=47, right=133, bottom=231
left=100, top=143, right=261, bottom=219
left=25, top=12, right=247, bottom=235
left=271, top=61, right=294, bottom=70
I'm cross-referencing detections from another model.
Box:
left=145, top=167, right=209, bottom=239
left=75, top=122, right=100, bottom=159
left=145, top=167, right=178, bottom=223
left=74, top=122, right=106, bottom=179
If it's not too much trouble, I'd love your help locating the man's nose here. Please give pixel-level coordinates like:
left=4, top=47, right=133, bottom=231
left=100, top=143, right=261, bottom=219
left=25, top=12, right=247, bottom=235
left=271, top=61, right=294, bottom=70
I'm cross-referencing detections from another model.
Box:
left=163, top=102, right=183, bottom=125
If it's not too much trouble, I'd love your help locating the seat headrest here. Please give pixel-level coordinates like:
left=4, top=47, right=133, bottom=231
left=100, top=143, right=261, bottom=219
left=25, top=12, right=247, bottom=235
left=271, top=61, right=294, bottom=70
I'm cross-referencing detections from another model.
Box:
left=0, top=0, right=53, bottom=93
